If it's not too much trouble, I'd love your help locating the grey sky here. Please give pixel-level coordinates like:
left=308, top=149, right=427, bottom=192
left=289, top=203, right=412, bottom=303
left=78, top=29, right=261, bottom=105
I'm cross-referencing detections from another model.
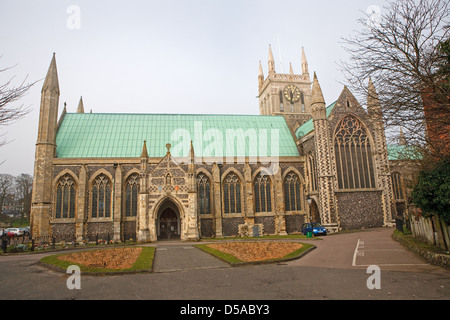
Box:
left=0, top=0, right=383, bottom=176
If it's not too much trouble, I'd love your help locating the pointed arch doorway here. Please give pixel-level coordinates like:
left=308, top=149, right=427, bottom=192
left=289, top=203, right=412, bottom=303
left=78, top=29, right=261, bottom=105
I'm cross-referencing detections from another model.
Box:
left=310, top=198, right=320, bottom=223
left=157, top=199, right=181, bottom=240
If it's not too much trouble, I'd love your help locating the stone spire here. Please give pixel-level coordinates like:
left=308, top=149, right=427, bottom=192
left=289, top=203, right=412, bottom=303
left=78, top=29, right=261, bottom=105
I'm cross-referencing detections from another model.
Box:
left=140, top=140, right=148, bottom=176
left=268, top=44, right=275, bottom=74
left=77, top=96, right=85, bottom=113
left=301, top=47, right=309, bottom=75
left=141, top=140, right=148, bottom=158
left=188, top=140, right=195, bottom=173
left=258, top=60, right=264, bottom=88
left=42, top=53, right=59, bottom=94
left=289, top=62, right=294, bottom=75
left=311, top=72, right=326, bottom=119
left=399, top=127, right=406, bottom=145
left=367, top=77, right=382, bottom=118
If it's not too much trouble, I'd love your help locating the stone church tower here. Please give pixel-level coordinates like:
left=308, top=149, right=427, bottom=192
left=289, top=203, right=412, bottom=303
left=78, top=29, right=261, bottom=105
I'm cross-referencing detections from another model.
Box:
left=30, top=53, right=59, bottom=237
left=258, top=45, right=312, bottom=134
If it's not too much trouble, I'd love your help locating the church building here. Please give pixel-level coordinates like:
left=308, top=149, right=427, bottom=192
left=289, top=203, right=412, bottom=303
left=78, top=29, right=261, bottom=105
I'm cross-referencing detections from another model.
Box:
left=30, top=47, right=399, bottom=242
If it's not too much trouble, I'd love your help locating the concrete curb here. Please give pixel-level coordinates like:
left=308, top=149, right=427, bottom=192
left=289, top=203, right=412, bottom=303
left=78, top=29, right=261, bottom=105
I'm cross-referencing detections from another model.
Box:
left=392, top=232, right=450, bottom=269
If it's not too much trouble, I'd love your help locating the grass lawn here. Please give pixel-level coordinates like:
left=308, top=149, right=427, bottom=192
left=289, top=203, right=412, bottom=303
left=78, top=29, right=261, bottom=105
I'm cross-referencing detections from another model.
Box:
left=39, top=246, right=155, bottom=274
left=196, top=242, right=315, bottom=265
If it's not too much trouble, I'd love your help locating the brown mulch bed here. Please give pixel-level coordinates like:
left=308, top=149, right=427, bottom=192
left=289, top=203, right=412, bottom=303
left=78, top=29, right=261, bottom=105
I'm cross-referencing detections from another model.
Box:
left=206, top=242, right=303, bottom=262
left=57, top=247, right=142, bottom=270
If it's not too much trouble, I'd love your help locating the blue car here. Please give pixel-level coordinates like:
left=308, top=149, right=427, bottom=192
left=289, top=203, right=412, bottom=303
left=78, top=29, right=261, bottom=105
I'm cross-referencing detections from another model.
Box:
left=302, top=223, right=327, bottom=236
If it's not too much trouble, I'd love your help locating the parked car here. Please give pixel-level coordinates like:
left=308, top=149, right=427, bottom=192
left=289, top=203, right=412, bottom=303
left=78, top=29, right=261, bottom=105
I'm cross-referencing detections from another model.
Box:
left=20, top=227, right=30, bottom=236
left=6, top=228, right=24, bottom=237
left=302, top=223, right=327, bottom=236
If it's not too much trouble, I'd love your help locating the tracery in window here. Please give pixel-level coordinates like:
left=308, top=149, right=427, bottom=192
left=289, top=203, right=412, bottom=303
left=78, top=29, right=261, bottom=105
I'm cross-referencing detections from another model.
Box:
left=125, top=173, right=139, bottom=217
left=392, top=172, right=405, bottom=200
left=307, top=152, right=318, bottom=192
left=55, top=174, right=76, bottom=219
left=91, top=174, right=111, bottom=218
left=334, top=115, right=375, bottom=190
left=254, top=173, right=272, bottom=213
left=197, top=173, right=211, bottom=215
left=284, top=171, right=302, bottom=211
left=223, top=172, right=241, bottom=214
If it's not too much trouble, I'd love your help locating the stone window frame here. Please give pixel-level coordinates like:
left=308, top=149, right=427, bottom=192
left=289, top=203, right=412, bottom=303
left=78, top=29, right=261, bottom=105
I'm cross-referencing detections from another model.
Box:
left=391, top=171, right=405, bottom=201
left=283, top=171, right=303, bottom=212
left=222, top=170, right=243, bottom=215
left=89, top=172, right=113, bottom=220
left=253, top=172, right=272, bottom=213
left=333, top=114, right=377, bottom=191
left=53, top=172, right=77, bottom=221
left=124, top=172, right=140, bottom=218
left=307, top=151, right=318, bottom=192
left=196, top=171, right=212, bottom=215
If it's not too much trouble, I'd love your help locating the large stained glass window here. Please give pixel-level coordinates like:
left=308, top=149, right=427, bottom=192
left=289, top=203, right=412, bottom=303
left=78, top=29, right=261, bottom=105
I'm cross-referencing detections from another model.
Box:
left=334, top=115, right=376, bottom=190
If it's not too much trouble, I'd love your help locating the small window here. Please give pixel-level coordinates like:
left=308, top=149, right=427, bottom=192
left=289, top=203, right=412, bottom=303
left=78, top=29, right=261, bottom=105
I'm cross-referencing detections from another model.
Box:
left=279, top=91, right=284, bottom=112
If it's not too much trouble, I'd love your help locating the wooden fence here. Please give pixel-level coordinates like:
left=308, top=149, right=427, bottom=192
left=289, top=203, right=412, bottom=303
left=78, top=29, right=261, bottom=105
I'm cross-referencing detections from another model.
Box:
left=408, top=214, right=450, bottom=251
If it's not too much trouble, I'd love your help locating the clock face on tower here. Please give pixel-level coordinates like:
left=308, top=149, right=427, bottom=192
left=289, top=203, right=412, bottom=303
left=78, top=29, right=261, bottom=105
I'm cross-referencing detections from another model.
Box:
left=283, top=85, right=301, bottom=103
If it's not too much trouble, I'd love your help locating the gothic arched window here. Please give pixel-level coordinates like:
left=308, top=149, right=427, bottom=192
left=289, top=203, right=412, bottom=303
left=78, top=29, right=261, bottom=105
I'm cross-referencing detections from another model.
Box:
left=301, top=92, right=305, bottom=112
left=91, top=174, right=111, bottom=218
left=125, top=173, right=139, bottom=217
left=334, top=115, right=376, bottom=190
left=284, top=171, right=302, bottom=211
left=197, top=173, right=211, bottom=215
left=392, top=172, right=405, bottom=200
left=307, top=152, right=318, bottom=192
left=279, top=90, right=284, bottom=112
left=254, top=173, right=272, bottom=213
left=55, top=174, right=76, bottom=219
left=223, top=172, right=241, bottom=214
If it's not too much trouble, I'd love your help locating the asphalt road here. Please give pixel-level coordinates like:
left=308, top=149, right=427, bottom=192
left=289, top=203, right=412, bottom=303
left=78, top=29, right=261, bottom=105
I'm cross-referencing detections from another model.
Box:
left=0, top=227, right=448, bottom=302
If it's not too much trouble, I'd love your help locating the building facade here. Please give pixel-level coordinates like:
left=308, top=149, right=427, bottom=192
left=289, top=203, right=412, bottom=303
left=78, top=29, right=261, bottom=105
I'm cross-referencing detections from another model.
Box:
left=30, top=48, right=399, bottom=242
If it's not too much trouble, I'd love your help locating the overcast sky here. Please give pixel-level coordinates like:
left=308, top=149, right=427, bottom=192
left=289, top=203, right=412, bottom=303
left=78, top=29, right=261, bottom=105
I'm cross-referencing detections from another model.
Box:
left=0, top=0, right=384, bottom=176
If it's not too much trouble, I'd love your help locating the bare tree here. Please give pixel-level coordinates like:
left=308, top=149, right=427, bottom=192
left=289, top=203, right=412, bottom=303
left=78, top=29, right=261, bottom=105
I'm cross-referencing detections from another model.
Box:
left=340, top=0, right=450, bottom=164
left=0, top=58, right=37, bottom=148
left=0, top=174, right=13, bottom=216
left=14, top=173, right=33, bottom=224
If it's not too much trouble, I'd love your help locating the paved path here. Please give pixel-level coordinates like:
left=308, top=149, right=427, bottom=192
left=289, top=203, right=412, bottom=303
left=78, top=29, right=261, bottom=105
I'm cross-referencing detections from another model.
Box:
left=152, top=242, right=229, bottom=273
left=0, top=227, right=448, bottom=301
left=288, top=227, right=437, bottom=272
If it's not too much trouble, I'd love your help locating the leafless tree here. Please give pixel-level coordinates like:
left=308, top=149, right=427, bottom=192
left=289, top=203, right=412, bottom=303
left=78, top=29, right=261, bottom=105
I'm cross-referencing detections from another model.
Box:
left=340, top=0, right=449, bottom=164
left=14, top=173, right=33, bottom=224
left=0, top=174, right=13, bottom=216
left=0, top=58, right=37, bottom=148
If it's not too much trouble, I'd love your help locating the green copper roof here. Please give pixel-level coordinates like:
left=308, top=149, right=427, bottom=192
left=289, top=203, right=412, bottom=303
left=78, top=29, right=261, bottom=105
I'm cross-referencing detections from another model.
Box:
left=56, top=113, right=299, bottom=158
left=387, top=144, right=421, bottom=161
left=295, top=101, right=337, bottom=138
